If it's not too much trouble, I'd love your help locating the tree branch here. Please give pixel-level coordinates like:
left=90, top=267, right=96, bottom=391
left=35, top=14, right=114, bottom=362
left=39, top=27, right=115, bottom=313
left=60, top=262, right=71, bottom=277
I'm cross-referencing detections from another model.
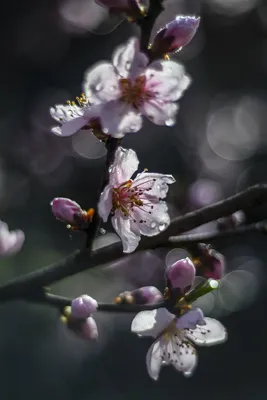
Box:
left=0, top=184, right=267, bottom=302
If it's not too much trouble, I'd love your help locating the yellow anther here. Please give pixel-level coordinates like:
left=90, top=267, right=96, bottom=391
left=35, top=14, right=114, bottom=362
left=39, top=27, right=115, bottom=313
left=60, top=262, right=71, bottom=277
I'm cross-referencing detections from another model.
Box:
left=114, top=296, right=122, bottom=304
left=63, top=306, right=72, bottom=317
left=60, top=315, right=68, bottom=324
left=164, top=54, right=170, bottom=60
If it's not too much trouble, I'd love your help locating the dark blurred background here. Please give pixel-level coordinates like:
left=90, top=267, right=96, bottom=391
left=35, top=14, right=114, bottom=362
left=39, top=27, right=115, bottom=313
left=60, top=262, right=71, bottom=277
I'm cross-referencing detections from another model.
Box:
left=0, top=0, right=267, bottom=398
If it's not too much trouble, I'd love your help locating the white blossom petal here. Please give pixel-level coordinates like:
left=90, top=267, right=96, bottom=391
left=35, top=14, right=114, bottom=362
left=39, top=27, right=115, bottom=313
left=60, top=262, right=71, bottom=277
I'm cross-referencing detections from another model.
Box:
left=98, top=185, right=113, bottom=222
left=131, top=308, right=174, bottom=338
left=112, top=213, right=140, bottom=253
left=50, top=104, right=83, bottom=123
left=175, top=308, right=205, bottom=330
left=146, top=338, right=163, bottom=380
left=133, top=172, right=175, bottom=199
left=147, top=60, right=191, bottom=100
left=141, top=99, right=178, bottom=126
left=112, top=37, right=148, bottom=79
left=100, top=101, right=142, bottom=135
left=131, top=200, right=171, bottom=236
left=60, top=116, right=89, bottom=137
left=83, top=62, right=120, bottom=104
left=185, top=317, right=227, bottom=346
left=162, top=333, right=198, bottom=377
left=109, top=147, right=139, bottom=187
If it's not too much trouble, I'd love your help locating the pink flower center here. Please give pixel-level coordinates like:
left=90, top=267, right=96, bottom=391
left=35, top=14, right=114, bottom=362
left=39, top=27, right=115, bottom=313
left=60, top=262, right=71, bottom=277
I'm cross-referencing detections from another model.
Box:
left=119, top=75, right=152, bottom=109
left=111, top=177, right=156, bottom=220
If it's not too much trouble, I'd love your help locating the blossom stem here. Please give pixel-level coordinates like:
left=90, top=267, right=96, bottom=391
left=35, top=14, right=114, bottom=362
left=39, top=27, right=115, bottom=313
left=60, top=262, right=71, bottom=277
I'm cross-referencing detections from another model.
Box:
left=0, top=184, right=266, bottom=302
left=85, top=137, right=121, bottom=247
left=167, top=220, right=267, bottom=245
left=137, top=0, right=164, bottom=55
left=24, top=292, right=165, bottom=312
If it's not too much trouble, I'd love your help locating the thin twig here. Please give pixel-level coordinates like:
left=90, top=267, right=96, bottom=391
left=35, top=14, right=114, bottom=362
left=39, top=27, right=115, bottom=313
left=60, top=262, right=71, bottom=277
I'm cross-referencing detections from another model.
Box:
left=25, top=292, right=165, bottom=313
left=168, top=220, right=267, bottom=245
left=0, top=184, right=266, bottom=302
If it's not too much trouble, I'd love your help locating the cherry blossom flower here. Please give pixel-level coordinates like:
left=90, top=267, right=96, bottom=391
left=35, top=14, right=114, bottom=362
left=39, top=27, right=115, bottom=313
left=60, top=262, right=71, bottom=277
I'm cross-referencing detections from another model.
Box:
left=193, top=243, right=225, bottom=280
left=61, top=295, right=99, bottom=340
left=83, top=37, right=191, bottom=135
left=150, top=16, right=200, bottom=56
left=0, top=221, right=25, bottom=257
left=131, top=307, right=227, bottom=380
left=98, top=147, right=175, bottom=253
left=132, top=257, right=226, bottom=380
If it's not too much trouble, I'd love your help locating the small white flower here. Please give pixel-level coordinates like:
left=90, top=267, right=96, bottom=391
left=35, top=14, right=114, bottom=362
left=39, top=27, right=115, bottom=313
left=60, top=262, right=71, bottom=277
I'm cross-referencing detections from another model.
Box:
left=131, top=307, right=227, bottom=380
left=98, top=147, right=175, bottom=253
left=83, top=37, right=191, bottom=135
left=0, top=221, right=25, bottom=257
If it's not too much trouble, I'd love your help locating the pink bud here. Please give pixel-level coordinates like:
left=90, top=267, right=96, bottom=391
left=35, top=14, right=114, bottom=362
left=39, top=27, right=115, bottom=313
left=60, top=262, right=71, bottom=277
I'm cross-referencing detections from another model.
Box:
left=150, top=15, right=200, bottom=55
left=217, top=210, right=246, bottom=231
left=116, top=286, right=163, bottom=305
left=51, top=197, right=85, bottom=226
left=71, top=295, right=98, bottom=319
left=166, top=257, right=196, bottom=289
left=96, top=0, right=148, bottom=17
left=80, top=317, right=98, bottom=340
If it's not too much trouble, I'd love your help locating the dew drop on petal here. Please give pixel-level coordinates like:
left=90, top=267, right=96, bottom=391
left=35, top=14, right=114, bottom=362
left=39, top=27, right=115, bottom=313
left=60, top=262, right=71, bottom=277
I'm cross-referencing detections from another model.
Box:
left=151, top=221, right=157, bottom=229
left=165, top=118, right=175, bottom=127
left=125, top=61, right=131, bottom=71
left=159, top=222, right=167, bottom=231
left=95, top=83, right=103, bottom=91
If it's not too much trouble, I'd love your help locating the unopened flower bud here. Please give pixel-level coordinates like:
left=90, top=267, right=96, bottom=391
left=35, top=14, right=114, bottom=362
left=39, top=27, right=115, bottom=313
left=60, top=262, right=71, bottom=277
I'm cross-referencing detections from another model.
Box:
left=166, top=257, right=196, bottom=290
left=71, top=295, right=98, bottom=319
left=0, top=221, right=25, bottom=257
left=115, top=286, right=163, bottom=305
left=51, top=198, right=94, bottom=228
left=80, top=317, right=99, bottom=340
left=150, top=15, right=200, bottom=56
left=96, top=0, right=148, bottom=18
left=193, top=244, right=225, bottom=280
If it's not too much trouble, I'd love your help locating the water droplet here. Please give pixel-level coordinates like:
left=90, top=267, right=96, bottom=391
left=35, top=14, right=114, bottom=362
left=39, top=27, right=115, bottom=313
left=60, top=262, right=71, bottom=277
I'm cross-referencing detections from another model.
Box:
left=99, top=228, right=106, bottom=235
left=103, top=128, right=109, bottom=134
left=125, top=61, right=131, bottom=71
left=165, top=118, right=175, bottom=127
left=130, top=125, right=137, bottom=131
left=95, top=83, right=102, bottom=91
left=156, top=184, right=161, bottom=190
left=151, top=221, right=156, bottom=229
left=159, top=222, right=167, bottom=232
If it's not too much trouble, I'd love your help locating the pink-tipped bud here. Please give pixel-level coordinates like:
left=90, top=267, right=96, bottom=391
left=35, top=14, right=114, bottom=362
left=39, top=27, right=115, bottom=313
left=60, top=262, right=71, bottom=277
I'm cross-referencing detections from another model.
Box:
left=166, top=257, right=196, bottom=289
left=150, top=15, right=200, bottom=55
left=80, top=317, right=99, bottom=340
left=51, top=197, right=86, bottom=226
left=96, top=0, right=148, bottom=18
left=194, top=244, right=225, bottom=280
left=115, top=286, right=163, bottom=305
left=71, top=295, right=98, bottom=319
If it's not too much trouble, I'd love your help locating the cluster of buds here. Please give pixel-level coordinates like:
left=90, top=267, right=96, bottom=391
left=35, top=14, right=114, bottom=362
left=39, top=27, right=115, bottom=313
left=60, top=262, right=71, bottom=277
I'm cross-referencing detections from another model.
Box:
left=51, top=198, right=95, bottom=230
left=60, top=295, right=98, bottom=340
left=114, top=286, right=163, bottom=305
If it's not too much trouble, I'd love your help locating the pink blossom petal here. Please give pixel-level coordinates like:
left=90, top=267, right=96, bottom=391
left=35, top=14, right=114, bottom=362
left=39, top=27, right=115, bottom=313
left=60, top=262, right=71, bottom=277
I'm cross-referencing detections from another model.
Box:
left=60, top=116, right=89, bottom=137
left=83, top=62, right=120, bottom=104
left=146, top=60, right=191, bottom=101
left=98, top=185, right=113, bottom=222
left=51, top=197, right=83, bottom=225
left=109, top=147, right=139, bottom=187
left=141, top=99, right=178, bottom=126
left=112, top=213, right=140, bottom=253
left=100, top=100, right=142, bottom=135
left=112, top=37, right=148, bottom=79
